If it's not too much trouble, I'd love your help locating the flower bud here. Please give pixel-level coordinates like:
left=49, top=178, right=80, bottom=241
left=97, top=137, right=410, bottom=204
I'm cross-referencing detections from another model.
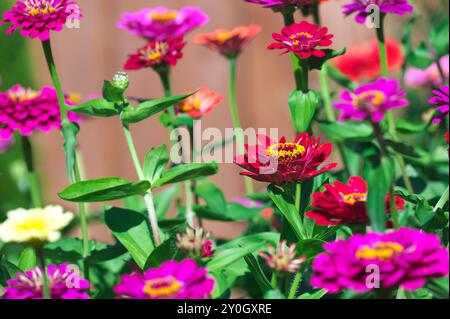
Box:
left=112, top=72, right=129, bottom=90
left=176, top=227, right=215, bottom=258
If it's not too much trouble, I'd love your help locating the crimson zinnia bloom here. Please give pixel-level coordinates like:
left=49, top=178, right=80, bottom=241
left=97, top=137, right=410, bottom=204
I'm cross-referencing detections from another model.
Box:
left=333, top=39, right=404, bottom=82
left=193, top=24, right=262, bottom=57
left=306, top=176, right=405, bottom=226
left=234, top=133, right=337, bottom=184
left=268, top=20, right=333, bottom=58
left=124, top=37, right=186, bottom=71
left=0, top=0, right=81, bottom=41
left=175, top=87, right=224, bottom=119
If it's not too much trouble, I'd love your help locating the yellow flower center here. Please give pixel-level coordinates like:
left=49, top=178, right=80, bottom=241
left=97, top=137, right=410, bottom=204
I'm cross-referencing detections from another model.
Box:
left=216, top=32, right=233, bottom=43
left=356, top=242, right=404, bottom=260
left=150, top=12, right=178, bottom=22
left=8, top=88, right=39, bottom=103
left=342, top=192, right=367, bottom=205
left=179, top=98, right=202, bottom=113
left=266, top=142, right=306, bottom=162
left=352, top=90, right=386, bottom=109
left=16, top=217, right=46, bottom=232
left=143, top=276, right=182, bottom=298
left=25, top=1, right=58, bottom=16
left=143, top=42, right=169, bottom=63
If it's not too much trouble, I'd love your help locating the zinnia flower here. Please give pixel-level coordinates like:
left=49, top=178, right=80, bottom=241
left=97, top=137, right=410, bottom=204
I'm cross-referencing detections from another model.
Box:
left=259, top=240, right=306, bottom=273
left=0, top=0, right=81, bottom=41
left=175, top=87, right=223, bottom=119
left=343, top=0, right=414, bottom=24
left=234, top=132, right=337, bottom=184
left=0, top=205, right=74, bottom=244
left=333, top=39, right=404, bottom=82
left=2, top=264, right=90, bottom=299
left=311, top=228, right=449, bottom=293
left=0, top=84, right=80, bottom=139
left=334, top=78, right=409, bottom=122
left=268, top=20, right=333, bottom=58
left=176, top=227, right=215, bottom=258
left=123, top=37, right=185, bottom=72
left=405, top=55, right=449, bottom=88
left=117, top=6, right=208, bottom=41
left=193, top=24, right=262, bottom=57
left=114, top=259, right=215, bottom=299
left=429, top=85, right=449, bottom=124
left=0, top=137, right=14, bottom=153
left=245, top=0, right=324, bottom=11
left=306, top=176, right=405, bottom=226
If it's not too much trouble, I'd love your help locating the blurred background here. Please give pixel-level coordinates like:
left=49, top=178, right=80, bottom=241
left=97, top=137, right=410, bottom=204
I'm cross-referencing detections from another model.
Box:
left=0, top=0, right=447, bottom=241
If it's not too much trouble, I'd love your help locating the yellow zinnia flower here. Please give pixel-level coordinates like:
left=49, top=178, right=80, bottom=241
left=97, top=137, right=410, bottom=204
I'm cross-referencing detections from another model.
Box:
left=0, top=205, right=74, bottom=244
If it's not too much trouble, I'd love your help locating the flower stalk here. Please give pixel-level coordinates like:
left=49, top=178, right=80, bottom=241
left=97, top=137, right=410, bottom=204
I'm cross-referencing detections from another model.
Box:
left=21, top=136, right=42, bottom=208
left=36, top=247, right=50, bottom=299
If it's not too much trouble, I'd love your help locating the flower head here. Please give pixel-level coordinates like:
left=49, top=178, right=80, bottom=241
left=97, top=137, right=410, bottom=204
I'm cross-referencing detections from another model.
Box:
left=0, top=205, right=73, bottom=244
left=176, top=227, right=215, bottom=258
left=0, top=0, right=81, bottom=41
left=0, top=84, right=80, bottom=139
left=259, top=240, right=306, bottom=273
left=2, top=264, right=90, bottom=299
left=405, top=55, right=449, bottom=88
left=124, top=37, right=185, bottom=72
left=114, top=259, right=215, bottom=299
left=112, top=72, right=130, bottom=91
left=117, top=6, right=208, bottom=41
left=312, top=228, right=449, bottom=293
left=268, top=20, right=333, bottom=58
left=333, top=39, right=404, bottom=82
left=334, top=78, right=409, bottom=122
left=234, top=132, right=337, bottom=184
left=193, top=24, right=262, bottom=57
left=306, top=176, right=405, bottom=226
left=175, top=87, right=223, bottom=119
left=245, top=0, right=323, bottom=11
left=343, top=0, right=414, bottom=24
left=429, top=85, right=449, bottom=124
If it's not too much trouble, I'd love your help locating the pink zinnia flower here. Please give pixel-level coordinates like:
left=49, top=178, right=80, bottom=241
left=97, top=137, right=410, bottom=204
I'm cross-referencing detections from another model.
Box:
left=2, top=264, right=90, bottom=299
left=312, top=228, right=449, bottom=293
left=0, top=84, right=80, bottom=139
left=259, top=240, right=306, bottom=274
left=268, top=20, right=333, bottom=58
left=0, top=0, right=81, bottom=41
left=334, top=78, right=409, bottom=123
left=176, top=227, right=215, bottom=259
left=114, top=259, right=215, bottom=299
left=0, top=137, right=14, bottom=153
left=429, top=85, right=449, bottom=124
left=175, top=87, right=224, bottom=119
left=343, top=0, right=414, bottom=24
left=123, top=37, right=185, bottom=72
left=117, top=6, right=208, bottom=41
left=405, top=55, right=449, bottom=88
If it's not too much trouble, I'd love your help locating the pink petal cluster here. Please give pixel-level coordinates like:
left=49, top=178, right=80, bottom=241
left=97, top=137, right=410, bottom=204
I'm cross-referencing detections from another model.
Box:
left=429, top=85, right=449, bottom=124
left=0, top=0, right=81, bottom=41
left=2, top=264, right=90, bottom=299
left=405, top=56, right=449, bottom=87
left=312, top=228, right=449, bottom=293
left=0, top=84, right=80, bottom=139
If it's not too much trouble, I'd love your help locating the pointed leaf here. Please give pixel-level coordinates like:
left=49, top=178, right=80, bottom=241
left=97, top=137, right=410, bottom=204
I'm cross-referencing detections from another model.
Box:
left=143, top=145, right=169, bottom=184
left=152, top=162, right=218, bottom=188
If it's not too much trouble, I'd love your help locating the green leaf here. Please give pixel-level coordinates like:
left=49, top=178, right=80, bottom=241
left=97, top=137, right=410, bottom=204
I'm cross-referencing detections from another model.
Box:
left=61, top=120, right=80, bottom=183
left=395, top=119, right=426, bottom=134
left=195, top=182, right=227, bottom=214
left=297, top=289, right=327, bottom=299
left=70, top=98, right=119, bottom=117
left=207, top=243, right=262, bottom=273
left=121, top=93, right=193, bottom=126
left=296, top=238, right=325, bottom=261
left=426, top=277, right=449, bottom=299
left=85, top=244, right=128, bottom=264
left=152, top=162, right=218, bottom=188
left=386, top=140, right=420, bottom=158
left=102, top=80, right=124, bottom=103
left=155, top=186, right=178, bottom=219
left=319, top=121, right=374, bottom=141
left=264, top=289, right=286, bottom=299
left=244, top=254, right=273, bottom=294
left=59, top=177, right=150, bottom=202
left=104, top=207, right=155, bottom=269
left=195, top=202, right=262, bottom=222
left=144, top=237, right=183, bottom=269
left=143, top=145, right=169, bottom=184
left=309, top=48, right=346, bottom=71
left=288, top=90, right=319, bottom=133
left=219, top=233, right=280, bottom=250
left=0, top=257, right=21, bottom=282
left=408, top=42, right=433, bottom=69
left=17, top=248, right=37, bottom=271
left=430, top=19, right=449, bottom=58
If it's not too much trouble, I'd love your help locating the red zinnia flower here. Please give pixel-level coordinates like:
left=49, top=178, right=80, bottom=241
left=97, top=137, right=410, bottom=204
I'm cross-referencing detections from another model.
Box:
left=193, top=24, right=262, bottom=57
left=268, top=20, right=333, bottom=58
left=124, top=37, right=185, bottom=71
left=234, top=133, right=337, bottom=184
left=333, top=39, right=405, bottom=82
left=175, top=87, right=224, bottom=119
left=306, top=176, right=406, bottom=226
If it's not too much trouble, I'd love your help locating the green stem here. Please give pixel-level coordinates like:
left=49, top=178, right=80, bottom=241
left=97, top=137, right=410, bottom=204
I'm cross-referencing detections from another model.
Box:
left=36, top=247, right=50, bottom=299
left=319, top=64, right=335, bottom=121
left=434, top=186, right=449, bottom=212
left=74, top=163, right=90, bottom=260
left=295, top=183, right=306, bottom=239
left=21, top=136, right=42, bottom=208
left=436, top=57, right=448, bottom=85
left=288, top=272, right=302, bottom=299
left=123, top=125, right=161, bottom=245
left=229, top=56, right=254, bottom=195
left=271, top=273, right=278, bottom=289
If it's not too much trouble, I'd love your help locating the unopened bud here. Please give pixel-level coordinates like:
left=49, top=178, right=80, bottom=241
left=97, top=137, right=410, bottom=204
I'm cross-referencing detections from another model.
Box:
left=112, top=72, right=129, bottom=90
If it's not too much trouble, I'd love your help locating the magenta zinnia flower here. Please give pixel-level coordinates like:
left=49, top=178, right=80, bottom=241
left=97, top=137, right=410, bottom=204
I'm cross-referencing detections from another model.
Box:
left=343, top=0, right=414, bottom=24
left=268, top=20, right=333, bottom=58
left=117, top=6, right=208, bottom=41
left=429, top=86, right=449, bottom=124
left=123, top=37, right=186, bottom=71
left=0, top=84, right=80, bottom=139
left=0, top=0, right=81, bottom=41
left=2, top=264, right=90, bottom=299
left=311, top=228, right=449, bottom=294
left=334, top=78, right=409, bottom=122
left=114, top=259, right=215, bottom=299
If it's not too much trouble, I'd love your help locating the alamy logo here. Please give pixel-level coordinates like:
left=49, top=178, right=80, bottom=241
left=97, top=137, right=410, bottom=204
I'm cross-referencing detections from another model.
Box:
left=66, top=4, right=81, bottom=29
left=366, top=4, right=381, bottom=29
